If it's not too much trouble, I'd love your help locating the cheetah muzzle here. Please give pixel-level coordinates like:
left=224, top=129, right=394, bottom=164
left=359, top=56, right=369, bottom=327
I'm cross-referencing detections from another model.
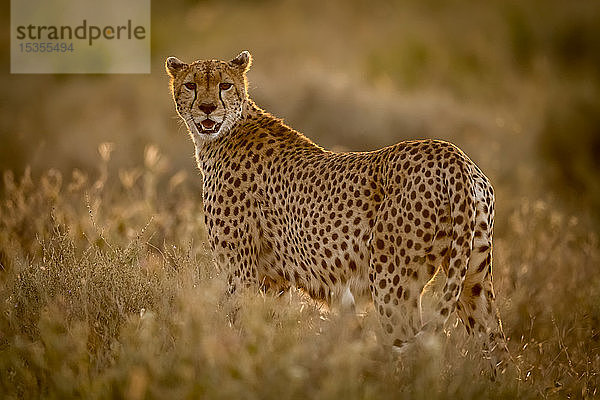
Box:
left=166, top=50, right=513, bottom=378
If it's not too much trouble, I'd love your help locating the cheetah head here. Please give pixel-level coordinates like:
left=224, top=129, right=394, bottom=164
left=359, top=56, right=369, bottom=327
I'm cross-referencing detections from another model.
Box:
left=166, top=51, right=251, bottom=141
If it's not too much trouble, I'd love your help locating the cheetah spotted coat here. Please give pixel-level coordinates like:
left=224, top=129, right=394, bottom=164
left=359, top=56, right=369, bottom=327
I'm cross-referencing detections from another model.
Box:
left=166, top=52, right=510, bottom=375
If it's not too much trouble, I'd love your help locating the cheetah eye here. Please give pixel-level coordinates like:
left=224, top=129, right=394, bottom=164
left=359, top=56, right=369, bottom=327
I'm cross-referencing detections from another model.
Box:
left=219, top=82, right=233, bottom=91
left=184, top=82, right=196, bottom=90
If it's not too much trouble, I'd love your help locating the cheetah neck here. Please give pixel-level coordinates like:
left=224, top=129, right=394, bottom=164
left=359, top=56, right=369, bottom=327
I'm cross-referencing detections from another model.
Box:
left=194, top=99, right=325, bottom=175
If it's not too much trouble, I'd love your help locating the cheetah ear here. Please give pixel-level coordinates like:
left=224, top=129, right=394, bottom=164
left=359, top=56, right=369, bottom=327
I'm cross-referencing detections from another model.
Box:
left=229, top=51, right=252, bottom=72
left=165, top=56, right=188, bottom=78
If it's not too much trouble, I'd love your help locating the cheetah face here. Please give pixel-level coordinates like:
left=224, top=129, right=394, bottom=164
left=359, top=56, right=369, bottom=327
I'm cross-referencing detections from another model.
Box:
left=166, top=51, right=251, bottom=141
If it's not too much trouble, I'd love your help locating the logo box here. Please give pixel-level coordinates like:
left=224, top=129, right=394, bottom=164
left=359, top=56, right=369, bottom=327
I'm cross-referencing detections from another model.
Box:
left=11, top=0, right=151, bottom=74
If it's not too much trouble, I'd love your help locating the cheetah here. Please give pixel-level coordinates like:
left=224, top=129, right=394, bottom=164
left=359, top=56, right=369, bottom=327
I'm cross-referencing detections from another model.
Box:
left=166, top=51, right=511, bottom=376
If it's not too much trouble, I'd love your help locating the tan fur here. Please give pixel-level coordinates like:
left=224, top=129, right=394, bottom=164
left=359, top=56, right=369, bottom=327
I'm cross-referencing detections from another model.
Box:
left=166, top=52, right=510, bottom=376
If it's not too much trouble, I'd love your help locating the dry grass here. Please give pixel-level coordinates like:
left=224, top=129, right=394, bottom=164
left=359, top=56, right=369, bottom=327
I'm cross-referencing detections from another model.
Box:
left=0, top=144, right=598, bottom=399
left=1, top=0, right=600, bottom=398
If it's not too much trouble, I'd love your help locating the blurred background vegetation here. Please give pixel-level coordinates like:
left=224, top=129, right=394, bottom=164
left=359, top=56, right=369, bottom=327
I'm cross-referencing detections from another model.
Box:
left=1, top=0, right=599, bottom=398
left=1, top=0, right=599, bottom=216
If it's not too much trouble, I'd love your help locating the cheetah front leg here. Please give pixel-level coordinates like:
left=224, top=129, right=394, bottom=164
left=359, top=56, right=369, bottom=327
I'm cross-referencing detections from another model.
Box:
left=211, top=233, right=261, bottom=294
left=206, top=215, right=263, bottom=324
left=211, top=241, right=261, bottom=325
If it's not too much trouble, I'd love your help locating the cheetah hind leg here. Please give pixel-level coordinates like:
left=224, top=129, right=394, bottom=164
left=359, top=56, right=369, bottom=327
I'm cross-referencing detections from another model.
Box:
left=457, top=246, right=513, bottom=380
left=369, top=251, right=430, bottom=354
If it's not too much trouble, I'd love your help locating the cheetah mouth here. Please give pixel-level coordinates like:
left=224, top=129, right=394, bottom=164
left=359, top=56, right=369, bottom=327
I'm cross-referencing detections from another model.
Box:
left=195, top=119, right=222, bottom=134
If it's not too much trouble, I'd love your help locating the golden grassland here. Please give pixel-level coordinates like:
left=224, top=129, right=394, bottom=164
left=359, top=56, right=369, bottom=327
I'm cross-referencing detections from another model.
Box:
left=0, top=145, right=599, bottom=399
left=1, top=0, right=600, bottom=398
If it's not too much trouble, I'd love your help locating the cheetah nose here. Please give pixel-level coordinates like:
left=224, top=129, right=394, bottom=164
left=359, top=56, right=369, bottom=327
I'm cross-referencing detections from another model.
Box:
left=199, top=102, right=217, bottom=115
